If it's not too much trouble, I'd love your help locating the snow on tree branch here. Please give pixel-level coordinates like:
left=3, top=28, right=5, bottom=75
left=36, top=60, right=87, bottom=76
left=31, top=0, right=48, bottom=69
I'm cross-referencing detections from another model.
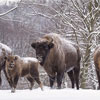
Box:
left=0, top=6, right=18, bottom=17
left=0, top=0, right=22, bottom=17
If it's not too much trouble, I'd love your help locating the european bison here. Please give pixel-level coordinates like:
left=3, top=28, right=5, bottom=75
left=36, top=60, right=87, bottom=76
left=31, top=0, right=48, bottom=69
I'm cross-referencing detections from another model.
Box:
left=0, top=43, right=12, bottom=85
left=5, top=55, right=43, bottom=92
left=94, top=46, right=100, bottom=89
left=31, top=33, right=81, bottom=89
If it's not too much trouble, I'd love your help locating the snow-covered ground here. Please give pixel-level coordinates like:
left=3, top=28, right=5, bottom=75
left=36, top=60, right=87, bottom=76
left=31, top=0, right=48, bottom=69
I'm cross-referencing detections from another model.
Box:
left=0, top=86, right=100, bottom=100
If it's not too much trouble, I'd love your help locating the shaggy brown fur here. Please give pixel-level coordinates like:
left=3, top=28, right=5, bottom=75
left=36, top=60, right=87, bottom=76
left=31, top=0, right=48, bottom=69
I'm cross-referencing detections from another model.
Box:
left=0, top=48, right=12, bottom=86
left=31, top=33, right=81, bottom=89
left=5, top=55, right=43, bottom=93
left=94, top=46, right=100, bottom=89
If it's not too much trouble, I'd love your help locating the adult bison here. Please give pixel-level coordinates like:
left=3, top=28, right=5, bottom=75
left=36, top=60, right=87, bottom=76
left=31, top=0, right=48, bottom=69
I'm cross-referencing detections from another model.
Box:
left=5, top=55, right=43, bottom=92
left=0, top=43, right=12, bottom=86
left=31, top=33, right=81, bottom=89
left=94, top=46, right=100, bottom=89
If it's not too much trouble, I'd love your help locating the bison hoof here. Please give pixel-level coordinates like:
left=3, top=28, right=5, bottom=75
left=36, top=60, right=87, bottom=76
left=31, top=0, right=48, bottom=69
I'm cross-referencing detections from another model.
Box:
left=97, top=86, right=100, bottom=90
left=50, top=87, right=54, bottom=89
left=57, top=86, right=61, bottom=89
left=77, top=88, right=79, bottom=90
left=11, top=88, right=15, bottom=93
left=29, top=87, right=33, bottom=90
left=41, top=87, right=43, bottom=91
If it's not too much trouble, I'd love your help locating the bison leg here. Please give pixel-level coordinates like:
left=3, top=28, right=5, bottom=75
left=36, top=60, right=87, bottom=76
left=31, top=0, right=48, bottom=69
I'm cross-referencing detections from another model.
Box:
left=0, top=72, right=1, bottom=86
left=49, top=76, right=55, bottom=89
left=13, top=75, right=19, bottom=88
left=3, top=69, right=12, bottom=87
left=96, top=69, right=100, bottom=90
left=11, top=75, right=19, bottom=93
left=0, top=77, right=1, bottom=86
left=74, top=67, right=80, bottom=90
left=30, top=70, right=43, bottom=90
left=57, top=72, right=64, bottom=89
left=7, top=78, right=15, bottom=93
left=27, top=77, right=34, bottom=90
left=34, top=77, right=43, bottom=90
left=67, top=70, right=74, bottom=89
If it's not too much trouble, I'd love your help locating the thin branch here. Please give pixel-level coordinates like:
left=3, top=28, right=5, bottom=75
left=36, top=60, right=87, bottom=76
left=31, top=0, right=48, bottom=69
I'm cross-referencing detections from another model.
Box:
left=0, top=17, right=22, bottom=23
left=26, top=13, right=52, bottom=19
left=0, top=6, right=18, bottom=17
left=0, top=0, right=22, bottom=17
left=71, top=0, right=90, bottom=31
left=71, top=0, right=85, bottom=19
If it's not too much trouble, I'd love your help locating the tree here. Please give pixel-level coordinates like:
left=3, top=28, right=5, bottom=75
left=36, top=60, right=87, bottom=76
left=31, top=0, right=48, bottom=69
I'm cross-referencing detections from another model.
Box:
left=0, top=0, right=100, bottom=89
left=24, top=0, right=100, bottom=88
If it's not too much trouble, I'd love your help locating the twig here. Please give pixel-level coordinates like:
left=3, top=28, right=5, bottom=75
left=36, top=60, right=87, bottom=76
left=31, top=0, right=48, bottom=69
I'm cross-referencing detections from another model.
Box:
left=0, top=6, right=18, bottom=17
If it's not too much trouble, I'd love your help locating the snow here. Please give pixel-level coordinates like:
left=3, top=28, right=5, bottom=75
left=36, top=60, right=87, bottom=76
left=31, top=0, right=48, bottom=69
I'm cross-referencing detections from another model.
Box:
left=0, top=86, right=100, bottom=100
left=0, top=43, right=12, bottom=52
left=0, top=0, right=20, bottom=5
left=21, top=57, right=38, bottom=63
left=0, top=43, right=12, bottom=56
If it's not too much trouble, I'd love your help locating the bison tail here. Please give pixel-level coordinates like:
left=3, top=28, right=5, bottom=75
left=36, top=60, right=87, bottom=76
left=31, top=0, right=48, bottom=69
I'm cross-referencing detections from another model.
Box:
left=77, top=47, right=81, bottom=63
left=0, top=74, right=2, bottom=86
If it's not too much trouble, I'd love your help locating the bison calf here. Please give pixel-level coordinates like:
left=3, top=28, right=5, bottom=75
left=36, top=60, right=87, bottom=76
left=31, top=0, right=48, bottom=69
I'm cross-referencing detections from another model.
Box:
left=94, top=46, right=100, bottom=89
left=5, top=55, right=43, bottom=92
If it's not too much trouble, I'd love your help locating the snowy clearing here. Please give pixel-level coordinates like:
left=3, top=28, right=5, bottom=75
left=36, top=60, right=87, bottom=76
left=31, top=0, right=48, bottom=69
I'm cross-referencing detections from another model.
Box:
left=0, top=86, right=100, bottom=100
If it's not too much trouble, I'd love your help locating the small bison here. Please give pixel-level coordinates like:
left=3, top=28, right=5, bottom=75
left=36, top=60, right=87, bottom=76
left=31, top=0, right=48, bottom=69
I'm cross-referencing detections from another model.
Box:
left=94, top=46, right=100, bottom=89
left=0, top=43, right=12, bottom=85
left=31, top=33, right=81, bottom=89
left=5, top=55, right=43, bottom=92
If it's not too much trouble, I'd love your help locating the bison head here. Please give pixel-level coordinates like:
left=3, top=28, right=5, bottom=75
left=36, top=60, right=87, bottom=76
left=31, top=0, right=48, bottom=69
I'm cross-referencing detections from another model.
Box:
left=31, top=38, right=54, bottom=66
left=5, top=55, right=18, bottom=70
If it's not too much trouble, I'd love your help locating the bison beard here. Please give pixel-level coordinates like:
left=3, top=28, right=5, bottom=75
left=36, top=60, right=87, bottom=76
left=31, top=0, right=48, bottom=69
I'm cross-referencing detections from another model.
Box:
left=31, top=33, right=81, bottom=89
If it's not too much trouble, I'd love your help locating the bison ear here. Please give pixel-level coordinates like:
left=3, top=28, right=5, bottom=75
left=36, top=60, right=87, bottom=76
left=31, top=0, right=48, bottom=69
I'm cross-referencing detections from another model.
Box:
left=15, top=56, right=18, bottom=60
left=31, top=43, right=36, bottom=49
left=48, top=43, right=54, bottom=49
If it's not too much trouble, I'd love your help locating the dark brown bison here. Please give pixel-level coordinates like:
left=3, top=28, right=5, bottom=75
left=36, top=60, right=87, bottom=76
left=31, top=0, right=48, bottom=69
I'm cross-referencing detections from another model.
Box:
left=94, top=46, right=100, bottom=89
left=5, top=55, right=43, bottom=92
left=0, top=43, right=12, bottom=86
left=31, top=33, right=81, bottom=89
